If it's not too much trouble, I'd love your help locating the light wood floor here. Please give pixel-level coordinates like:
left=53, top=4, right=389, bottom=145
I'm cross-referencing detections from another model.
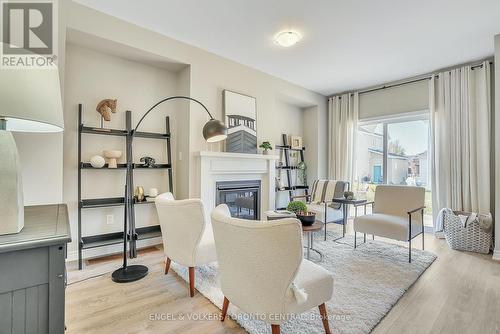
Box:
left=66, top=223, right=500, bottom=334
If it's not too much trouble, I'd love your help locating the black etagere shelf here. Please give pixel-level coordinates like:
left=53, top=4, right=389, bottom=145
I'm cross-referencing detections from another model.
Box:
left=80, top=197, right=160, bottom=209
left=275, top=145, right=305, bottom=151
left=275, top=134, right=309, bottom=207
left=81, top=226, right=161, bottom=250
left=80, top=162, right=171, bottom=169
left=77, top=103, right=173, bottom=269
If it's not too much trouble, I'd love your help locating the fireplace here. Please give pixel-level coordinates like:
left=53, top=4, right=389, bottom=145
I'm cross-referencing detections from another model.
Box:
left=216, top=180, right=261, bottom=220
left=198, top=151, right=278, bottom=220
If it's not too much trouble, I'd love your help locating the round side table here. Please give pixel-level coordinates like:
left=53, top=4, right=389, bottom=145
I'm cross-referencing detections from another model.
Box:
left=302, top=221, right=324, bottom=262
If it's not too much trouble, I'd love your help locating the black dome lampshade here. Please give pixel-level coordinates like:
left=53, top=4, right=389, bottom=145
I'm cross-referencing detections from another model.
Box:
left=203, top=118, right=227, bottom=142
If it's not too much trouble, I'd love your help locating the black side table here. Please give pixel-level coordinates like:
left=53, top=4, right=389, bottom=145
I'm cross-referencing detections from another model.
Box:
left=331, top=198, right=367, bottom=241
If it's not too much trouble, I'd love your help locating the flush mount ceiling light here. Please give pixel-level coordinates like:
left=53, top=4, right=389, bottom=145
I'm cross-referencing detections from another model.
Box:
left=274, top=30, right=302, bottom=47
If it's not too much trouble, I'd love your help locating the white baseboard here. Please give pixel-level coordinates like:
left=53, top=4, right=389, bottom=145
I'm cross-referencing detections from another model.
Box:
left=66, top=237, right=162, bottom=263
left=493, top=249, right=500, bottom=262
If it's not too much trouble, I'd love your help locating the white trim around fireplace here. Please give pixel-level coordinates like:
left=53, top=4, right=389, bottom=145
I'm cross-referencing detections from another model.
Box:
left=196, top=151, right=279, bottom=220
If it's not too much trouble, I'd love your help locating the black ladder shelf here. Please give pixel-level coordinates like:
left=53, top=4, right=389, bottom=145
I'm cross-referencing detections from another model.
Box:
left=275, top=133, right=309, bottom=207
left=77, top=103, right=173, bottom=270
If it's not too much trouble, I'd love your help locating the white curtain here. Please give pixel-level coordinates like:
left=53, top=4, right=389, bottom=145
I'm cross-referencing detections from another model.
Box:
left=430, top=61, right=491, bottom=221
left=328, top=93, right=359, bottom=183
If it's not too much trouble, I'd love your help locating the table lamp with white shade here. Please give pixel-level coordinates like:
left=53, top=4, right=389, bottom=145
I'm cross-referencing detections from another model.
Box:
left=0, top=66, right=64, bottom=235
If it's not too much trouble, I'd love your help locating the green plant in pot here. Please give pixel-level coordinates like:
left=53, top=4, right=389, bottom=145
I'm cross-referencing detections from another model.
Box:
left=287, top=201, right=316, bottom=226
left=259, top=141, right=272, bottom=155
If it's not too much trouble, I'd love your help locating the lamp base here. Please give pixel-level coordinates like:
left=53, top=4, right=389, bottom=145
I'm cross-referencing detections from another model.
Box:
left=0, top=130, right=24, bottom=235
left=111, top=265, right=148, bottom=283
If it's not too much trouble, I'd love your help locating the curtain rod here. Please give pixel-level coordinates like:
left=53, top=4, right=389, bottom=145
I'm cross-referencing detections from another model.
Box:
left=331, top=60, right=493, bottom=99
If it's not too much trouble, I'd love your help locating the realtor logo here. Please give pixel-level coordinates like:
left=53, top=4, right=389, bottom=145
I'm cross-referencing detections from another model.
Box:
left=1, top=0, right=57, bottom=68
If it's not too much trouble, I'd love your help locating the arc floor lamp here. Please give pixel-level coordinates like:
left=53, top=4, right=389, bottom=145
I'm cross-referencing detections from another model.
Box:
left=111, top=96, right=227, bottom=283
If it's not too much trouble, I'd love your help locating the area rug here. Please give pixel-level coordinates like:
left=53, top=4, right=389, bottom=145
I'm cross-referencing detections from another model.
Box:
left=171, top=231, right=436, bottom=334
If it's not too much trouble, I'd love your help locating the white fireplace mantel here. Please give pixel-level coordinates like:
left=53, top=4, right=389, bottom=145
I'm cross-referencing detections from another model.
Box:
left=197, top=151, right=279, bottom=160
left=196, top=151, right=279, bottom=219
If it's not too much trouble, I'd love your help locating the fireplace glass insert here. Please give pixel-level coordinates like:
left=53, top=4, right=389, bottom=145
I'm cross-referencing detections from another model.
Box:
left=216, top=180, right=261, bottom=220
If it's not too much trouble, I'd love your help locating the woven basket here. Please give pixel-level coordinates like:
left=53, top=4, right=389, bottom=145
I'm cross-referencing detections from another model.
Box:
left=443, top=210, right=492, bottom=254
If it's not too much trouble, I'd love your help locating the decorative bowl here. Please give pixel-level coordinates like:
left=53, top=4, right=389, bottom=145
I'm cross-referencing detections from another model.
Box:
left=296, top=211, right=316, bottom=226
left=343, top=190, right=355, bottom=200
left=103, top=150, right=122, bottom=168
left=90, top=155, right=105, bottom=168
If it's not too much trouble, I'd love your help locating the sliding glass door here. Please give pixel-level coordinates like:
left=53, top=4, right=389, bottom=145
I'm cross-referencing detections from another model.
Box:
left=355, top=114, right=433, bottom=226
left=355, top=122, right=384, bottom=205
left=387, top=120, right=429, bottom=187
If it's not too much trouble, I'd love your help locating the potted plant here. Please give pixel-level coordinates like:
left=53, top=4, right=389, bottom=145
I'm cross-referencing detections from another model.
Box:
left=259, top=141, right=273, bottom=155
left=287, top=201, right=316, bottom=226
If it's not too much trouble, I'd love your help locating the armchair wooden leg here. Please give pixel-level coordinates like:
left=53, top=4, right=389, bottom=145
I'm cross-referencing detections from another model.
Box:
left=164, top=257, right=171, bottom=275
left=221, top=297, right=230, bottom=321
left=189, top=267, right=195, bottom=297
left=271, top=325, right=280, bottom=334
left=318, top=303, right=331, bottom=334
left=354, top=231, right=357, bottom=249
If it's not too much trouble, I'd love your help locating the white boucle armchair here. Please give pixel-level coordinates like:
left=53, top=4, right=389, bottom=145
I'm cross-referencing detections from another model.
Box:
left=155, top=192, right=217, bottom=297
left=211, top=204, right=334, bottom=334
left=353, top=185, right=426, bottom=263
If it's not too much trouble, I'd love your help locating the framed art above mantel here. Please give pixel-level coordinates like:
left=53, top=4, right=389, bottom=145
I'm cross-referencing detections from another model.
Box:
left=223, top=89, right=257, bottom=154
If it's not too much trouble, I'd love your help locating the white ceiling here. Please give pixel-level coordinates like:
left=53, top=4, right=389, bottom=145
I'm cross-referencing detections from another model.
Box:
left=74, top=0, right=500, bottom=96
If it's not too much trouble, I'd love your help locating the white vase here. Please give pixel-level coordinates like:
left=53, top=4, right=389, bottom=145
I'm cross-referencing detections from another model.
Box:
left=103, top=150, right=122, bottom=168
left=149, top=188, right=159, bottom=197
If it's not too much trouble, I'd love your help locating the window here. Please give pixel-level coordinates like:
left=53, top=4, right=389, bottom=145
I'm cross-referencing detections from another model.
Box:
left=354, top=113, right=432, bottom=227
left=387, top=120, right=430, bottom=188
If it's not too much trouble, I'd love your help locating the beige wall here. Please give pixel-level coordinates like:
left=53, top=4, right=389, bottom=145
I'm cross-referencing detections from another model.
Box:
left=303, top=105, right=326, bottom=184
left=63, top=43, right=188, bottom=259
left=63, top=1, right=328, bottom=200
left=53, top=1, right=327, bottom=260
left=174, top=67, right=191, bottom=200
left=15, top=1, right=327, bottom=212
left=494, top=34, right=500, bottom=260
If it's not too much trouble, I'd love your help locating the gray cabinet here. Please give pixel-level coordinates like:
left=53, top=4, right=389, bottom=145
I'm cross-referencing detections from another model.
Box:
left=0, top=205, right=71, bottom=334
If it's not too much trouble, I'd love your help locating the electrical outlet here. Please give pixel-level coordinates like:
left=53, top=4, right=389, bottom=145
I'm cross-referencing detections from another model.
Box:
left=179, top=151, right=183, bottom=161
left=106, top=214, right=114, bottom=225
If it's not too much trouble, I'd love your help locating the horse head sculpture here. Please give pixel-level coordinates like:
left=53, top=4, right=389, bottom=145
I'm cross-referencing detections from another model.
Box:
left=96, top=99, right=117, bottom=121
